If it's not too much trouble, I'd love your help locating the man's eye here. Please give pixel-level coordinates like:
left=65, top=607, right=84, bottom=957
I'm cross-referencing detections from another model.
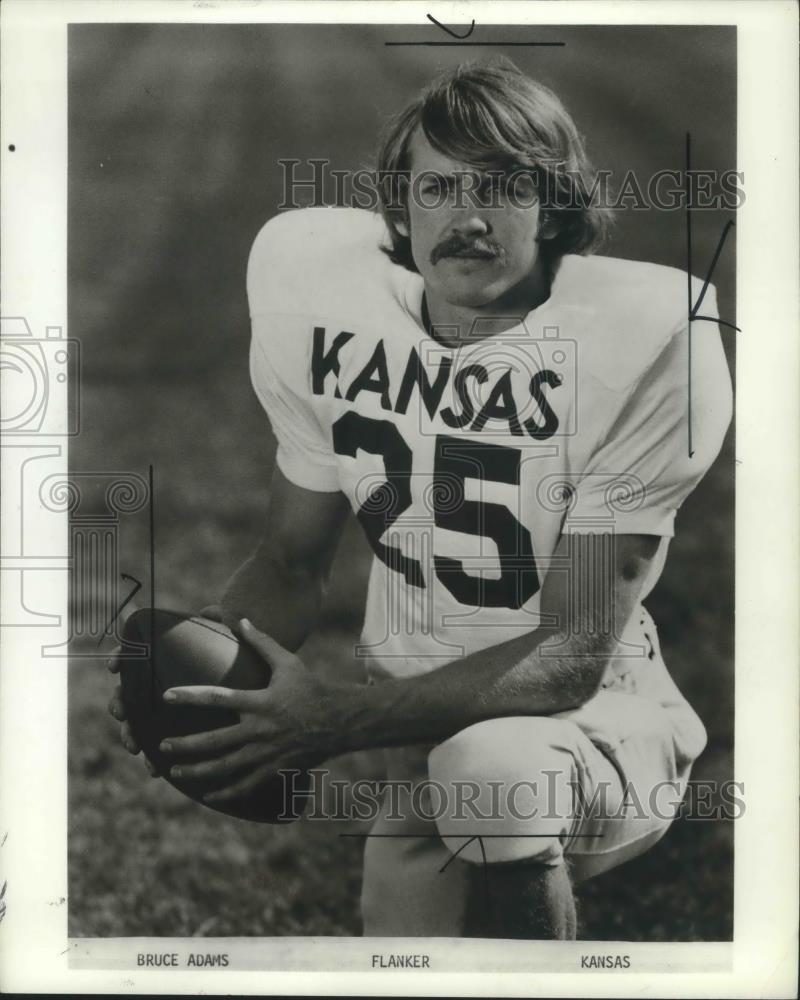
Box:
left=422, top=177, right=446, bottom=195
left=477, top=176, right=506, bottom=200
left=509, top=175, right=536, bottom=197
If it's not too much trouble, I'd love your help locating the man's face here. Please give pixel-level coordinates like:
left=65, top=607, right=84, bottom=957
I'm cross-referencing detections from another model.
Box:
left=398, top=129, right=546, bottom=309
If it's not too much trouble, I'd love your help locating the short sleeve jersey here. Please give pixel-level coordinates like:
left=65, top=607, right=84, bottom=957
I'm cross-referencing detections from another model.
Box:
left=247, top=208, right=732, bottom=680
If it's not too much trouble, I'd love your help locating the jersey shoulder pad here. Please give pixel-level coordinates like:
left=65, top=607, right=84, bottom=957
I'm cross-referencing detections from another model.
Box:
left=247, top=207, right=396, bottom=318
left=557, top=254, right=711, bottom=394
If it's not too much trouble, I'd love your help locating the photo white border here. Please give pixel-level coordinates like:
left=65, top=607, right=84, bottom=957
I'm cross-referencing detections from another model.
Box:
left=1, top=0, right=797, bottom=995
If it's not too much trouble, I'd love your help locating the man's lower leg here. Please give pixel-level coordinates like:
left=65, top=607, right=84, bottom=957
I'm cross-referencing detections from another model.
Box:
left=464, top=859, right=576, bottom=939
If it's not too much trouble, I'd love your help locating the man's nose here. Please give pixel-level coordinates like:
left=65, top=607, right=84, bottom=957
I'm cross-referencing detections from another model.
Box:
left=451, top=212, right=491, bottom=238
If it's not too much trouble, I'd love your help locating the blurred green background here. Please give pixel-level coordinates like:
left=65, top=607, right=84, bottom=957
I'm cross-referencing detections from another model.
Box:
left=68, top=23, right=735, bottom=940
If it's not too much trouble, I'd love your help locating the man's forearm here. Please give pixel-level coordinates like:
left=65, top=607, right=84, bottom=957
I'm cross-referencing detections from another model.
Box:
left=337, top=627, right=610, bottom=753
left=220, top=551, right=324, bottom=652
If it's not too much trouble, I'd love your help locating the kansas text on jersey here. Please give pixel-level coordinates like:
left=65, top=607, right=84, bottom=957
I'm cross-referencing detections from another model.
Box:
left=246, top=207, right=732, bottom=707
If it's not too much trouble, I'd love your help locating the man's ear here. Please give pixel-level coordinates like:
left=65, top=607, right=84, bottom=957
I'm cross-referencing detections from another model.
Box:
left=395, top=216, right=409, bottom=238
left=537, top=212, right=559, bottom=242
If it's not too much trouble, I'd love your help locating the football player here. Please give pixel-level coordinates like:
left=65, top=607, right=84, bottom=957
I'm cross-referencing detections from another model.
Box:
left=109, top=58, right=732, bottom=938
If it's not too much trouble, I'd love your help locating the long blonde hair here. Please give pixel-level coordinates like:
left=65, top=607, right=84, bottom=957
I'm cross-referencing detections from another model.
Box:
left=376, top=58, right=612, bottom=272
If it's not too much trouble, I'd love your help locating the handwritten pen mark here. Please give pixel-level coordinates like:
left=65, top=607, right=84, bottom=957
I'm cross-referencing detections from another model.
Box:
left=685, top=132, right=695, bottom=458
left=427, top=13, right=475, bottom=39
left=96, top=573, right=142, bottom=648
left=338, top=820, right=604, bottom=840
left=341, top=832, right=598, bottom=913
left=694, top=315, right=740, bottom=333
left=437, top=836, right=492, bottom=910
left=689, top=219, right=738, bottom=324
left=149, top=464, right=156, bottom=708
left=476, top=835, right=490, bottom=920
left=0, top=831, right=7, bottom=848
left=347, top=832, right=586, bottom=920
left=386, top=41, right=565, bottom=47
left=390, top=17, right=560, bottom=47
left=340, top=833, right=600, bottom=838
left=439, top=834, right=478, bottom=873
left=685, top=132, right=740, bottom=458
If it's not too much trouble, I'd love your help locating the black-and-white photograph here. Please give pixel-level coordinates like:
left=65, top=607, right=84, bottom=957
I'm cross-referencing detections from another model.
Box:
left=72, top=19, right=736, bottom=942
left=1, top=2, right=798, bottom=994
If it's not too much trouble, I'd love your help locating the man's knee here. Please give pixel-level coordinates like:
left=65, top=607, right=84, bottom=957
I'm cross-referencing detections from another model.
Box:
left=427, top=716, right=586, bottom=865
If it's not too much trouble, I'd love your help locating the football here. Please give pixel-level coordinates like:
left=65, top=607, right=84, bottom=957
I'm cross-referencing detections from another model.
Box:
left=119, top=608, right=310, bottom=823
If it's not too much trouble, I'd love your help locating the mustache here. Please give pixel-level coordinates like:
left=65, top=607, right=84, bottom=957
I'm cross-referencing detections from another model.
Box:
left=430, top=235, right=505, bottom=265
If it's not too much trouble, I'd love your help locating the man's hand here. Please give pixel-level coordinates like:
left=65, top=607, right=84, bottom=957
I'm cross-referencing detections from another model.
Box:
left=157, top=619, right=349, bottom=804
left=105, top=605, right=224, bottom=776
left=107, top=646, right=161, bottom=776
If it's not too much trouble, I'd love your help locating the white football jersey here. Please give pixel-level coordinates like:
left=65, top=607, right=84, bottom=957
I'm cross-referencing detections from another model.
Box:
left=247, top=208, right=732, bottom=699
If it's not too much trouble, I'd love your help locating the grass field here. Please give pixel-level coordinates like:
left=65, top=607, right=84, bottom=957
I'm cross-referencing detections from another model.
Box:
left=68, top=24, right=735, bottom=940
